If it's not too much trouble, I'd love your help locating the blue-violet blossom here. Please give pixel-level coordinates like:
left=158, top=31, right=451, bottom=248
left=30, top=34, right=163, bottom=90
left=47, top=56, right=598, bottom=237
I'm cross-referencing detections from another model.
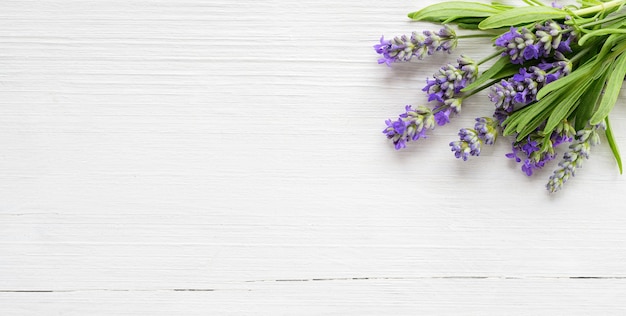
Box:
left=489, top=59, right=571, bottom=121
left=424, top=55, right=478, bottom=125
left=495, top=21, right=573, bottom=64
left=374, top=25, right=457, bottom=66
left=383, top=105, right=436, bottom=150
left=449, top=117, right=499, bottom=160
left=546, top=124, right=604, bottom=192
left=506, top=120, right=576, bottom=176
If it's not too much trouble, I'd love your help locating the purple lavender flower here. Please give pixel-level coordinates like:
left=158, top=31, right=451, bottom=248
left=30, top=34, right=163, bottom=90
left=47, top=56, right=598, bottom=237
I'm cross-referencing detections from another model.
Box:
left=506, top=120, right=576, bottom=176
left=423, top=55, right=478, bottom=103
left=507, top=136, right=556, bottom=176
left=434, top=108, right=451, bottom=126
left=495, top=21, right=575, bottom=64
left=505, top=147, right=522, bottom=163
left=383, top=105, right=436, bottom=149
left=450, top=117, right=499, bottom=161
left=495, top=27, right=539, bottom=64
left=450, top=128, right=481, bottom=161
left=536, top=21, right=574, bottom=54
left=474, top=117, right=498, bottom=145
left=547, top=124, right=604, bottom=192
left=422, top=56, right=477, bottom=127
left=374, top=25, right=457, bottom=66
left=489, top=60, right=570, bottom=120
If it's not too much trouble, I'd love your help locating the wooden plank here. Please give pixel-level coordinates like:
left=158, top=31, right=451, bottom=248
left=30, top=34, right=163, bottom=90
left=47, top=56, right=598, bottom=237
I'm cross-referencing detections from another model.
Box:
left=1, top=0, right=626, bottom=313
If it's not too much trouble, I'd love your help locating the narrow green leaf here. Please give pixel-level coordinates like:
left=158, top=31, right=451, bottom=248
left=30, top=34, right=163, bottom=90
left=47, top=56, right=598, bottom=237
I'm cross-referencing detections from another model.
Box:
left=411, top=16, right=485, bottom=29
left=490, top=3, right=515, bottom=10
left=542, top=80, right=591, bottom=136
left=502, top=90, right=563, bottom=136
left=575, top=71, right=608, bottom=130
left=596, top=34, right=621, bottom=62
left=578, top=28, right=626, bottom=46
left=478, top=6, right=567, bottom=29
left=514, top=106, right=553, bottom=141
left=605, top=116, right=623, bottom=174
left=455, top=22, right=481, bottom=29
left=408, top=2, right=502, bottom=21
left=590, top=52, right=626, bottom=124
left=536, top=58, right=598, bottom=100
left=564, top=16, right=597, bottom=26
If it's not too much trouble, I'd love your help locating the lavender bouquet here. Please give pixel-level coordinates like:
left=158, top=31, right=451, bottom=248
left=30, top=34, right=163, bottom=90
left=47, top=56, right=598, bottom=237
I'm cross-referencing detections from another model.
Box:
left=378, top=0, right=626, bottom=192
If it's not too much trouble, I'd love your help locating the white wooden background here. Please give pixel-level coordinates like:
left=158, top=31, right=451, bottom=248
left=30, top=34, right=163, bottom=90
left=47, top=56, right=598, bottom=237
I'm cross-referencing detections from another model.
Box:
left=2, top=0, right=626, bottom=314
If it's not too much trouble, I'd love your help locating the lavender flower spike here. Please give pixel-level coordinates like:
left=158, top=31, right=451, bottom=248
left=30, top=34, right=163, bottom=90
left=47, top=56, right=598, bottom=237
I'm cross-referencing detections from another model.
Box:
left=474, top=117, right=498, bottom=145
left=489, top=61, right=570, bottom=122
left=383, top=105, right=436, bottom=150
left=495, top=27, right=539, bottom=64
left=423, top=55, right=478, bottom=104
left=506, top=120, right=575, bottom=177
left=374, top=25, right=457, bottom=66
left=422, top=56, right=477, bottom=128
left=450, top=117, right=498, bottom=161
left=495, top=22, right=574, bottom=65
left=450, top=128, right=482, bottom=161
left=546, top=124, right=604, bottom=192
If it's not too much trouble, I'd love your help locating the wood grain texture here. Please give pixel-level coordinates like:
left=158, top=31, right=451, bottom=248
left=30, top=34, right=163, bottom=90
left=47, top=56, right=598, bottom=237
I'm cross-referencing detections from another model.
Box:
left=1, top=0, right=626, bottom=314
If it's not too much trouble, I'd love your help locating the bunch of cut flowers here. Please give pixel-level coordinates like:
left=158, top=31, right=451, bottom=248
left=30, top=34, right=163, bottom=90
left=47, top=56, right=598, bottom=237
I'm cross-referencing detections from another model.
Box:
left=378, top=0, right=626, bottom=192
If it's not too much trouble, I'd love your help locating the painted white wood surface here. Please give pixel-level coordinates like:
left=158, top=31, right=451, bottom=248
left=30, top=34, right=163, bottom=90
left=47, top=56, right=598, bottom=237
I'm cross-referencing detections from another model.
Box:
left=2, top=0, right=626, bottom=314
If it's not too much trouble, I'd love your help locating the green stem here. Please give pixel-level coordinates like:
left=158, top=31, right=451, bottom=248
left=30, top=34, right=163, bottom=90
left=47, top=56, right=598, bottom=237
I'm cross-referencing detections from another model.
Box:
left=579, top=12, right=626, bottom=28
left=526, top=0, right=547, bottom=6
left=572, top=0, right=626, bottom=16
left=457, top=34, right=496, bottom=39
left=569, top=46, right=593, bottom=64
left=431, top=106, right=447, bottom=115
left=477, top=50, right=502, bottom=66
left=464, top=80, right=497, bottom=98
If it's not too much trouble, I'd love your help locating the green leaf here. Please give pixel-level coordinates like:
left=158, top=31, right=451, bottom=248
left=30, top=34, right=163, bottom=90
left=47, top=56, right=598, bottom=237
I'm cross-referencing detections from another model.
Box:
left=536, top=58, right=598, bottom=100
left=564, top=16, right=597, bottom=26
left=455, top=22, right=481, bottom=29
left=596, top=34, right=622, bottom=62
left=408, top=2, right=502, bottom=21
left=441, top=17, right=487, bottom=29
left=502, top=90, right=563, bottom=136
left=605, top=116, right=623, bottom=174
left=478, top=6, right=568, bottom=29
left=511, top=103, right=554, bottom=140
left=542, top=80, right=591, bottom=136
left=578, top=28, right=626, bottom=46
left=575, top=70, right=608, bottom=130
left=590, top=52, right=626, bottom=124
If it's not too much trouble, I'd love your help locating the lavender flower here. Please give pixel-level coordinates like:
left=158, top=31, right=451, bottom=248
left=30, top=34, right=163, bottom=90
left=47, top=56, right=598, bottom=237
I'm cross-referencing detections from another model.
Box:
left=383, top=105, right=436, bottom=149
left=489, top=60, right=570, bottom=121
left=374, top=25, right=457, bottom=66
left=450, top=128, right=481, bottom=161
left=495, top=27, right=539, bottom=64
left=474, top=117, right=498, bottom=145
left=432, top=98, right=462, bottom=126
left=495, top=22, right=573, bottom=64
left=423, top=55, right=478, bottom=103
left=536, top=21, right=568, bottom=54
left=449, top=117, right=499, bottom=160
left=547, top=124, right=604, bottom=192
left=506, top=120, right=576, bottom=176
left=422, top=55, right=478, bottom=127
